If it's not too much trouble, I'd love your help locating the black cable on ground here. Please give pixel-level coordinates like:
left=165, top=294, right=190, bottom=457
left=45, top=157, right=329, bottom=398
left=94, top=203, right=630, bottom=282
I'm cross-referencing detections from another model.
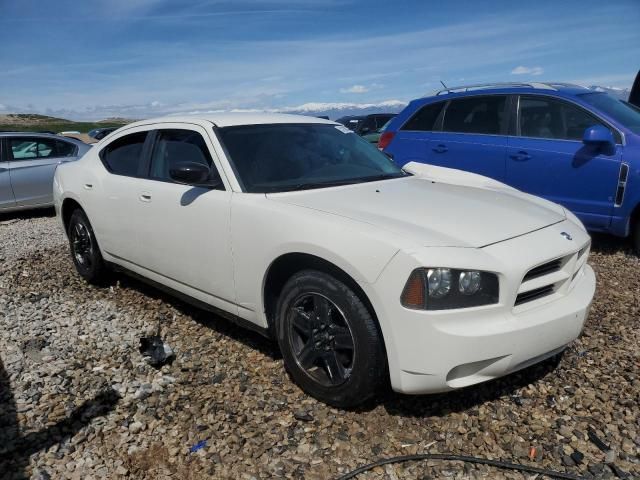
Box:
left=335, top=453, right=585, bottom=480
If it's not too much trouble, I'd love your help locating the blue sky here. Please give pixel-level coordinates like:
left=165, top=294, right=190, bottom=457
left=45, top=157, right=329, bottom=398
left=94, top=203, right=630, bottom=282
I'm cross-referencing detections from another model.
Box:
left=0, top=0, right=638, bottom=120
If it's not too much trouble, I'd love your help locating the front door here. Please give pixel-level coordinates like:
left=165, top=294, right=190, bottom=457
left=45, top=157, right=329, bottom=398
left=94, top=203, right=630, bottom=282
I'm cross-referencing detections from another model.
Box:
left=134, top=125, right=237, bottom=313
left=507, top=95, right=622, bottom=230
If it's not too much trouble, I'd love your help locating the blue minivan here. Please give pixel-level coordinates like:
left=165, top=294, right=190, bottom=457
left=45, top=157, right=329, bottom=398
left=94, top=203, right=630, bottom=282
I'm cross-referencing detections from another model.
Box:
left=380, top=82, right=640, bottom=253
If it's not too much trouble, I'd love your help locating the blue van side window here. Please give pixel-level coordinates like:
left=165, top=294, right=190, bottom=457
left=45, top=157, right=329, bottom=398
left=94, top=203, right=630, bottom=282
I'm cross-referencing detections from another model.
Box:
left=401, top=102, right=445, bottom=131
left=443, top=96, right=507, bottom=135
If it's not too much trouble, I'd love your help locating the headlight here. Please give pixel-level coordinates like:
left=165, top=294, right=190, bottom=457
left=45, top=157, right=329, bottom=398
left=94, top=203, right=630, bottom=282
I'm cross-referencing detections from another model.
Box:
left=401, top=268, right=499, bottom=310
left=426, top=268, right=451, bottom=298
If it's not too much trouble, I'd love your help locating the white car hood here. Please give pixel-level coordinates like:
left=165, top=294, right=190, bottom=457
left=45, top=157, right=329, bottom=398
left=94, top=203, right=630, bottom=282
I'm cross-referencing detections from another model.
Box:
left=268, top=166, right=565, bottom=248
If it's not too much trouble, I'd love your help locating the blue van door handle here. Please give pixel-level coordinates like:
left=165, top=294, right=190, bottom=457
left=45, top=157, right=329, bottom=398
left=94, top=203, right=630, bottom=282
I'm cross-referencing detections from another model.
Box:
left=510, top=151, right=531, bottom=161
left=432, top=144, right=448, bottom=153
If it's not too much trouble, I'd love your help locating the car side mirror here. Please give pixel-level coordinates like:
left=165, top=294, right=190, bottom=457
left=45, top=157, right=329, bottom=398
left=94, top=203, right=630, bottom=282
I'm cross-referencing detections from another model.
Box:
left=583, top=125, right=614, bottom=148
left=169, top=161, right=217, bottom=187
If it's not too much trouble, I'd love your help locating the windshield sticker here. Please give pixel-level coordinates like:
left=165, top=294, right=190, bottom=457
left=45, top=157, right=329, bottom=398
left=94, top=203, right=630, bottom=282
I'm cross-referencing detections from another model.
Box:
left=335, top=125, right=353, bottom=134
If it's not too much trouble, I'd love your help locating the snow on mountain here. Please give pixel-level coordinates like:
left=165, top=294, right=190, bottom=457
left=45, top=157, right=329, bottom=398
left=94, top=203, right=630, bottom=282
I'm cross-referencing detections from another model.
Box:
left=280, top=100, right=406, bottom=116
left=182, top=100, right=408, bottom=120
left=588, top=85, right=630, bottom=100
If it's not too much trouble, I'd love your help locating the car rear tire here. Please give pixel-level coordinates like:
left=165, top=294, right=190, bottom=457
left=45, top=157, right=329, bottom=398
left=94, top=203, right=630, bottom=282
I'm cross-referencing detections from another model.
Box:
left=68, top=209, right=108, bottom=284
left=275, top=270, right=386, bottom=408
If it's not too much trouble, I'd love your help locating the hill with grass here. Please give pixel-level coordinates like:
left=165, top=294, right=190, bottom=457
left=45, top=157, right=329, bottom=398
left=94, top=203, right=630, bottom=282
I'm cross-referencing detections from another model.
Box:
left=0, top=114, right=131, bottom=134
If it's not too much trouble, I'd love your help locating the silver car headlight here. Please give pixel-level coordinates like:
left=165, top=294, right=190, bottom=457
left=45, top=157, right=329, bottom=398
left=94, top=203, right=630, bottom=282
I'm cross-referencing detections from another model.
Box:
left=401, top=268, right=499, bottom=310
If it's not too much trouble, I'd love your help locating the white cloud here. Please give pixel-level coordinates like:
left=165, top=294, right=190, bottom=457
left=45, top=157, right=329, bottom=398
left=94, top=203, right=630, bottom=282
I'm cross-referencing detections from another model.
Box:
left=340, top=85, right=369, bottom=94
left=511, top=65, right=544, bottom=76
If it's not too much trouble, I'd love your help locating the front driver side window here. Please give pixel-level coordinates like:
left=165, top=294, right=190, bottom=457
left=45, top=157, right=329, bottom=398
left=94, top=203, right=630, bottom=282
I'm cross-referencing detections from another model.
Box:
left=100, top=131, right=148, bottom=176
left=519, top=96, right=608, bottom=141
left=149, top=129, right=222, bottom=186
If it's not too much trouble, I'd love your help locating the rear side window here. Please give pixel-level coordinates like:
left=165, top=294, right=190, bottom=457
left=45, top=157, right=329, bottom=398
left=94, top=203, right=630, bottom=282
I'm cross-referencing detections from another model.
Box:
left=9, top=137, right=75, bottom=159
left=100, top=131, right=147, bottom=176
left=149, top=129, right=222, bottom=185
left=519, top=96, right=609, bottom=141
left=401, top=102, right=445, bottom=131
left=442, top=96, right=507, bottom=135
left=55, top=140, right=78, bottom=157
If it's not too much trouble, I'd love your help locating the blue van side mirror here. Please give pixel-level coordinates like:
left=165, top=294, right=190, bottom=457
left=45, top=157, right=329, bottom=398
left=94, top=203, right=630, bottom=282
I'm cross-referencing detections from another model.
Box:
left=583, top=125, right=614, bottom=147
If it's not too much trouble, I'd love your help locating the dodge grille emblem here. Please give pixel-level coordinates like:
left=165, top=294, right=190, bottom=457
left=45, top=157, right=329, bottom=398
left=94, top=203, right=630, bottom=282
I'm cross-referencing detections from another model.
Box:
left=560, top=232, right=573, bottom=241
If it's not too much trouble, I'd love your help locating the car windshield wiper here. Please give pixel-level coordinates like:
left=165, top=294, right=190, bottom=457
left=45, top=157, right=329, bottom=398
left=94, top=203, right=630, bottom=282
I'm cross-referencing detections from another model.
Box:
left=264, top=172, right=410, bottom=193
left=279, top=179, right=363, bottom=192
left=350, top=172, right=409, bottom=183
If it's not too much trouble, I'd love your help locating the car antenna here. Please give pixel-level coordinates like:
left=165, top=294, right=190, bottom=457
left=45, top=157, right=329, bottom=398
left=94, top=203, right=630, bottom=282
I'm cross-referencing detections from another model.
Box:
left=440, top=80, right=449, bottom=91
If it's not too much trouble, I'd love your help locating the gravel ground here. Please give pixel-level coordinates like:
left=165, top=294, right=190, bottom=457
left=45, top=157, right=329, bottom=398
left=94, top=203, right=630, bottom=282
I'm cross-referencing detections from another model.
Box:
left=0, top=212, right=638, bottom=480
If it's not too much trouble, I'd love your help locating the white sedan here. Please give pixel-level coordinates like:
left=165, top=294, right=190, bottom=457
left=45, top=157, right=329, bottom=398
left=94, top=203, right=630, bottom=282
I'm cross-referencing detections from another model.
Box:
left=53, top=113, right=595, bottom=407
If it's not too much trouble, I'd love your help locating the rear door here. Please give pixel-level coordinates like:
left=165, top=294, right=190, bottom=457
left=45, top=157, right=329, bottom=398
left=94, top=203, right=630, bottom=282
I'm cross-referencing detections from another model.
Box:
left=387, top=101, right=445, bottom=167
left=0, top=138, right=17, bottom=210
left=506, top=95, right=622, bottom=230
left=427, top=95, right=509, bottom=180
left=92, top=130, right=151, bottom=263
left=7, top=136, right=78, bottom=206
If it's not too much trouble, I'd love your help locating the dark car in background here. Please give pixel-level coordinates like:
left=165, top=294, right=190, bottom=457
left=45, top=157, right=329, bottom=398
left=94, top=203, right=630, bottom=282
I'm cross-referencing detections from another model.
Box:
left=88, top=127, right=119, bottom=140
left=336, top=113, right=396, bottom=139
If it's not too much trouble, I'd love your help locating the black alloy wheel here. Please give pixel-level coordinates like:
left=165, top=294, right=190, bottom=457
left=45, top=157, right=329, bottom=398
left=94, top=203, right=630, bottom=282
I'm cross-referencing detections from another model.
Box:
left=276, top=270, right=386, bottom=407
left=288, top=292, right=355, bottom=387
left=67, top=209, right=108, bottom=284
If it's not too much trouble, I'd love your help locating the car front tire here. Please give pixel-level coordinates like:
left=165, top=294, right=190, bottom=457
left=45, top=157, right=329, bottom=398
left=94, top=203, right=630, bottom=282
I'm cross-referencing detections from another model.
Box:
left=633, top=217, right=640, bottom=256
left=67, top=209, right=108, bottom=284
left=275, top=270, right=386, bottom=408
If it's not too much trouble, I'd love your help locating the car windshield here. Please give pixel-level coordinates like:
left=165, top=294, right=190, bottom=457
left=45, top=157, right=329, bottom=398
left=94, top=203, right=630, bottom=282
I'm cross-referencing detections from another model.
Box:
left=218, top=123, right=408, bottom=193
left=578, top=92, right=640, bottom=134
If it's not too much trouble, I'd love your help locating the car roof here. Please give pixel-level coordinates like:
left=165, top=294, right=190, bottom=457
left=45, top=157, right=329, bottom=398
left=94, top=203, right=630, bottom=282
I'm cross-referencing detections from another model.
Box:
left=418, top=82, right=593, bottom=102
left=125, top=113, right=337, bottom=129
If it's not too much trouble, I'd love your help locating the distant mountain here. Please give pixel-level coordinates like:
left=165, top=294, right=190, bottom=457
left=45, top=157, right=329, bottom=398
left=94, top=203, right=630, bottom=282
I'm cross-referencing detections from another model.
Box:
left=0, top=113, right=130, bottom=134
left=278, top=100, right=407, bottom=120
left=588, top=85, right=630, bottom=101
left=0, top=113, right=70, bottom=126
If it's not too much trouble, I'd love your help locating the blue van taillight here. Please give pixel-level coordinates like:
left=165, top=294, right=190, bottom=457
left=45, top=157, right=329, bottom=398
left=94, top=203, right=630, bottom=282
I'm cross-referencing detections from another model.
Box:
left=378, top=131, right=395, bottom=150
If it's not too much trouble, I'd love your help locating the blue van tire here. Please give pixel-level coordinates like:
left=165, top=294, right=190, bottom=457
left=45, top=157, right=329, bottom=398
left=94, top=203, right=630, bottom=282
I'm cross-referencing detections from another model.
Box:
left=633, top=218, right=640, bottom=256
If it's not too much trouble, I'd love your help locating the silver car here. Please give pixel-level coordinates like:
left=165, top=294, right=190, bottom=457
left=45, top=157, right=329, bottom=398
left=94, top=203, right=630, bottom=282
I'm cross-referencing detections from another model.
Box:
left=0, top=132, right=91, bottom=212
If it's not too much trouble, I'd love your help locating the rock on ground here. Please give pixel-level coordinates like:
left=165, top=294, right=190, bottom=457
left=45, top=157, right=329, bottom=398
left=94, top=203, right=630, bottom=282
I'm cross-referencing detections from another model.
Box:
left=0, top=213, right=638, bottom=479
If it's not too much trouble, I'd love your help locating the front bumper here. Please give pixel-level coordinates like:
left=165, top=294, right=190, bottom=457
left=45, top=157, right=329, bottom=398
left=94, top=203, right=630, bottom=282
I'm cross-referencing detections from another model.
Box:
left=367, top=220, right=596, bottom=394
